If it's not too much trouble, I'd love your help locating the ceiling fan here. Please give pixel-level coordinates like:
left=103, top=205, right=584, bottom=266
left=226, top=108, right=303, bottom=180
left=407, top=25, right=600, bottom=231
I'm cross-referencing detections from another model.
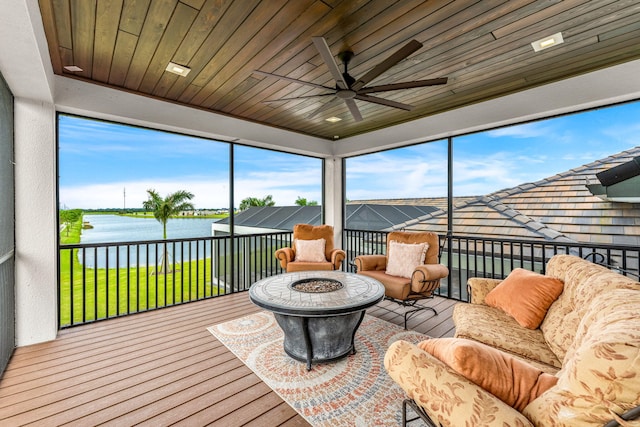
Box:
left=254, top=37, right=447, bottom=122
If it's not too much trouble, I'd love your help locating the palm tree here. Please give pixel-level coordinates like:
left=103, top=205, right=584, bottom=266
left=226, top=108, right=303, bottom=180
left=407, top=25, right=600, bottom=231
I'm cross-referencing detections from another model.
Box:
left=143, top=189, right=195, bottom=239
left=295, top=196, right=318, bottom=206
left=239, top=194, right=275, bottom=211
left=143, top=189, right=194, bottom=274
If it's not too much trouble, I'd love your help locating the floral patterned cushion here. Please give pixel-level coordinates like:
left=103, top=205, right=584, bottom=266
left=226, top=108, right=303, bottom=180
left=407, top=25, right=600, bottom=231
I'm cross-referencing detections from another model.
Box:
left=453, top=303, right=561, bottom=371
left=524, top=288, right=640, bottom=426
left=418, top=338, right=558, bottom=412
left=384, top=340, right=534, bottom=427
left=541, top=255, right=640, bottom=362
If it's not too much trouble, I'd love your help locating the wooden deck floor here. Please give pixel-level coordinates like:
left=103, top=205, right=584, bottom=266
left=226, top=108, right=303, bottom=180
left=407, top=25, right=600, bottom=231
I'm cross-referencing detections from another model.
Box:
left=0, top=292, right=457, bottom=426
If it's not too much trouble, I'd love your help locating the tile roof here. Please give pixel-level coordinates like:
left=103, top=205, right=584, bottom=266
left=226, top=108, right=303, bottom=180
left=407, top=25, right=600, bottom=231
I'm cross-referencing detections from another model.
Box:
left=395, top=146, right=640, bottom=246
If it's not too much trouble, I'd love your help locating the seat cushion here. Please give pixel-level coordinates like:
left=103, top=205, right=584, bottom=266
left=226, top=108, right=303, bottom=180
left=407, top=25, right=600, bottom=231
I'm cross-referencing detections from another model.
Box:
left=358, top=269, right=410, bottom=300
left=286, top=261, right=334, bottom=272
left=454, top=303, right=561, bottom=372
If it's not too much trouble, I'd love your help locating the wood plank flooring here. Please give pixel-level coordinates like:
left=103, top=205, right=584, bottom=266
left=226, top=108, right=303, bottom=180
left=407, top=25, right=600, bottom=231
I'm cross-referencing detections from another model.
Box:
left=0, top=292, right=457, bottom=426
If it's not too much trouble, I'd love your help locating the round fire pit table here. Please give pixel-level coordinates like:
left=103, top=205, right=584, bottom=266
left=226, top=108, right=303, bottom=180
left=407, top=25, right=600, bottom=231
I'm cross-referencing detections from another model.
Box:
left=249, top=270, right=384, bottom=370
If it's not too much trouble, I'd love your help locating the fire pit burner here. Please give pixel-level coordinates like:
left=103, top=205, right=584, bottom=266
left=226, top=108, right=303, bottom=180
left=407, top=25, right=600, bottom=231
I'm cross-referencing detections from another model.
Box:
left=290, top=278, right=343, bottom=293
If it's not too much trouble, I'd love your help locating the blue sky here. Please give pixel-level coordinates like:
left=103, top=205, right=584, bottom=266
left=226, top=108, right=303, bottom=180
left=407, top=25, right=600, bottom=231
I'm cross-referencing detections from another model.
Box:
left=346, top=101, right=640, bottom=200
left=59, top=100, right=640, bottom=209
left=58, top=116, right=323, bottom=209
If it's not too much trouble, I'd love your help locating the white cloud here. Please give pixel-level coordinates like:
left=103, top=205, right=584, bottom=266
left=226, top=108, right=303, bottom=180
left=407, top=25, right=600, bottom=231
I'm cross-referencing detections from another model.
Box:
left=60, top=166, right=323, bottom=210
left=487, top=122, right=551, bottom=139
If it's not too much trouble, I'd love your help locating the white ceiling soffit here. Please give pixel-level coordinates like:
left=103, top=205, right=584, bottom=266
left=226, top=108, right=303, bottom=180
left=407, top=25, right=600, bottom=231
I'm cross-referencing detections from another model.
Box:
left=54, top=76, right=334, bottom=158
left=0, top=0, right=54, bottom=103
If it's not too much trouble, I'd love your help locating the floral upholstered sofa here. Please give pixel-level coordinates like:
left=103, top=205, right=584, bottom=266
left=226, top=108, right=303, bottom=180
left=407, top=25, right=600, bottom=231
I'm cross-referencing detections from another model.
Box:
left=385, top=254, right=640, bottom=426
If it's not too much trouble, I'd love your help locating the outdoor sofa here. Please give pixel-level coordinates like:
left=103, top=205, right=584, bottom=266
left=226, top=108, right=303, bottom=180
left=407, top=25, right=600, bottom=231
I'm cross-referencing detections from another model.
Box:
left=385, top=254, right=640, bottom=426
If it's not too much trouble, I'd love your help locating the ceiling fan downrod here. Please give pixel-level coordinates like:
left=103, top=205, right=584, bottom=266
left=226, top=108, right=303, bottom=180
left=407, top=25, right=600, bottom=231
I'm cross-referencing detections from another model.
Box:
left=338, top=50, right=355, bottom=88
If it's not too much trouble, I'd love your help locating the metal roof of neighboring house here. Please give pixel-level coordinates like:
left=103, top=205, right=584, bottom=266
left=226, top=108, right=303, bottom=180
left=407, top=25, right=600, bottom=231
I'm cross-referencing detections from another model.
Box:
left=215, top=206, right=321, bottom=231
left=215, top=204, right=438, bottom=232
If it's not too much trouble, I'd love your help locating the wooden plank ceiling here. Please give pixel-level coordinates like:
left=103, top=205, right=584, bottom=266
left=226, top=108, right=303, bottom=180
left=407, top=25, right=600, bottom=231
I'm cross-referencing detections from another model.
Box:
left=39, top=0, right=640, bottom=140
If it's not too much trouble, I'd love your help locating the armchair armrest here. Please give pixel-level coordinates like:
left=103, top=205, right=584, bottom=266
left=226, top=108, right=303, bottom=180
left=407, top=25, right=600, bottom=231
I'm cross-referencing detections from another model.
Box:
left=384, top=340, right=533, bottom=427
left=467, top=277, right=502, bottom=305
left=274, top=247, right=294, bottom=270
left=354, top=254, right=387, bottom=272
left=329, top=248, right=346, bottom=270
left=412, top=264, right=449, bottom=294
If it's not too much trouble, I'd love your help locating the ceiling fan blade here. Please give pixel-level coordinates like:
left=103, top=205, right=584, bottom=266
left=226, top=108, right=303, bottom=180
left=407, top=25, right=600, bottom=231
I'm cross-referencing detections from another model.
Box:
left=344, top=98, right=363, bottom=122
left=263, top=93, right=335, bottom=102
left=307, top=96, right=342, bottom=119
left=358, top=77, right=448, bottom=94
left=352, top=39, right=423, bottom=91
left=312, top=37, right=349, bottom=90
left=253, top=70, right=334, bottom=91
left=355, top=94, right=414, bottom=111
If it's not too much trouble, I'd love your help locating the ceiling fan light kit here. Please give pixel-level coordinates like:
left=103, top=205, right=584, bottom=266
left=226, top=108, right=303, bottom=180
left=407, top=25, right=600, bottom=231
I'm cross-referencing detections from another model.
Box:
left=255, top=37, right=448, bottom=122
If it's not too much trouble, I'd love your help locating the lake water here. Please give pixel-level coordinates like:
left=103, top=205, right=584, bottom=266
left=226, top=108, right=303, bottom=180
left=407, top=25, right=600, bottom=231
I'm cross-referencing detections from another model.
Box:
left=77, top=214, right=221, bottom=268
left=81, top=214, right=217, bottom=243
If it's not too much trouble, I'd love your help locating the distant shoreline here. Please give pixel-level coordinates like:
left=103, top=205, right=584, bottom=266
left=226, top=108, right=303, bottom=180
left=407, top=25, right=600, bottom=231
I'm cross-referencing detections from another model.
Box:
left=85, top=211, right=229, bottom=220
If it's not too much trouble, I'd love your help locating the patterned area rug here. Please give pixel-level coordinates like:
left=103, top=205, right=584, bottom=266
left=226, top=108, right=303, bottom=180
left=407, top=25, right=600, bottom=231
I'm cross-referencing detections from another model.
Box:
left=207, top=311, right=428, bottom=426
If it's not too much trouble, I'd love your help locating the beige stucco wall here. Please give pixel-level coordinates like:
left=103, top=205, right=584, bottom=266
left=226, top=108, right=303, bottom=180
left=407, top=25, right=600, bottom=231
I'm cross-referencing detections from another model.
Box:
left=14, top=97, right=58, bottom=346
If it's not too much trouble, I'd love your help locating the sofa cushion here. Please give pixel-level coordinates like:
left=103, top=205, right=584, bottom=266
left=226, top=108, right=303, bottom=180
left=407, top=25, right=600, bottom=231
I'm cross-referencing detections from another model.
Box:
left=540, top=255, right=640, bottom=362
left=418, top=337, right=558, bottom=412
left=385, top=240, right=428, bottom=279
left=485, top=268, right=564, bottom=329
left=384, top=340, right=535, bottom=427
left=524, top=288, right=640, bottom=426
left=454, top=303, right=561, bottom=371
left=294, top=238, right=326, bottom=262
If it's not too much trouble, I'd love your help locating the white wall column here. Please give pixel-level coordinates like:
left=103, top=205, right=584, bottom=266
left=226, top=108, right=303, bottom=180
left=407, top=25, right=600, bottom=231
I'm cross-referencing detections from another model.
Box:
left=324, top=157, right=344, bottom=249
left=14, top=97, right=57, bottom=345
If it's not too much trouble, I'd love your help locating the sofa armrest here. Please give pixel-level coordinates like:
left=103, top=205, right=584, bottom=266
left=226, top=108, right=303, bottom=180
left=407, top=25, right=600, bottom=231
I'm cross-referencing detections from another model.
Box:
left=329, top=248, right=346, bottom=270
left=274, top=247, right=294, bottom=270
left=354, top=254, right=387, bottom=272
left=467, top=277, right=502, bottom=304
left=384, top=340, right=533, bottom=427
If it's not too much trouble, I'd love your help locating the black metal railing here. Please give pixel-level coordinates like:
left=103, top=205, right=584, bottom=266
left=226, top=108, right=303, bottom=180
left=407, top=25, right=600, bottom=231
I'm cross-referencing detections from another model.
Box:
left=60, top=228, right=639, bottom=328
left=58, top=231, right=292, bottom=328
left=343, top=229, right=640, bottom=302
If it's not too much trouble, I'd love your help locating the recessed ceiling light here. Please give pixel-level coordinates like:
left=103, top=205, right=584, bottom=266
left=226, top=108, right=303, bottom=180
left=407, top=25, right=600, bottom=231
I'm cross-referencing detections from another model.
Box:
left=325, top=117, right=341, bottom=123
left=531, top=32, right=564, bottom=52
left=166, top=62, right=191, bottom=77
left=63, top=65, right=83, bottom=72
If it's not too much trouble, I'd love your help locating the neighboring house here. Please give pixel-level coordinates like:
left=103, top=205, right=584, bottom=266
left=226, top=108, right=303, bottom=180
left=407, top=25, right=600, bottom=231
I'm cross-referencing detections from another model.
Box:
left=211, top=147, right=640, bottom=246
left=357, top=146, right=640, bottom=274
left=210, top=147, right=640, bottom=273
left=212, top=204, right=439, bottom=234
left=379, top=146, right=640, bottom=246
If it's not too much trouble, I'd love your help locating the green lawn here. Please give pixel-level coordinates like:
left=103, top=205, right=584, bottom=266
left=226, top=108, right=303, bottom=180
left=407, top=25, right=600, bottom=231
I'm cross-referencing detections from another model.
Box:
left=59, top=215, right=230, bottom=327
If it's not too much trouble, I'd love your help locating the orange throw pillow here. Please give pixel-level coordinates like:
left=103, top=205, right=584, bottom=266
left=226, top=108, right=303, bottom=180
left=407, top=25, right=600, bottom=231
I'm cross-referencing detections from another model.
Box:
left=418, top=338, right=558, bottom=412
left=485, top=268, right=564, bottom=329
